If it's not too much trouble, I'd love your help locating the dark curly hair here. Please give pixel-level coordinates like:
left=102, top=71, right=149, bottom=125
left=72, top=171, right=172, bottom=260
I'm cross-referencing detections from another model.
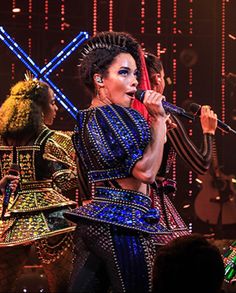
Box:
left=77, top=31, right=142, bottom=96
left=144, top=52, right=163, bottom=87
left=0, top=79, right=52, bottom=141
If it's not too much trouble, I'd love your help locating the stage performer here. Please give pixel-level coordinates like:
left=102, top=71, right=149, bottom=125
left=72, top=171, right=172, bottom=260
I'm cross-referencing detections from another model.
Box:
left=132, top=51, right=218, bottom=244
left=0, top=74, right=78, bottom=293
left=64, top=31, right=171, bottom=292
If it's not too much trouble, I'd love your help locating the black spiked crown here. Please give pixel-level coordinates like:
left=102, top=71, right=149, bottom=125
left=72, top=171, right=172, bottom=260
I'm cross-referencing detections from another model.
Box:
left=78, top=31, right=136, bottom=64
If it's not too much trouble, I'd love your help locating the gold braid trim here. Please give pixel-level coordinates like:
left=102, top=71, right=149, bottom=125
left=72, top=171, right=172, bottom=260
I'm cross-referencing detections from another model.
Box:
left=43, top=131, right=79, bottom=191
left=35, top=233, right=74, bottom=264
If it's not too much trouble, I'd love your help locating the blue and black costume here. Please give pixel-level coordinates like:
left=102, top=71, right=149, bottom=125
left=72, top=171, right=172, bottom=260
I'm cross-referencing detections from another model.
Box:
left=65, top=104, right=169, bottom=292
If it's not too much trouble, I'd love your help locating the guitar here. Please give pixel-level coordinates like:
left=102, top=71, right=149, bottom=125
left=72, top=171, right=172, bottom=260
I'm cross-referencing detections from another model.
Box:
left=194, top=138, right=236, bottom=225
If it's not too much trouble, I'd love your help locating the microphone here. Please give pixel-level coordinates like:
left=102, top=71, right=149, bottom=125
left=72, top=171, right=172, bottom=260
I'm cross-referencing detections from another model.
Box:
left=136, top=89, right=195, bottom=120
left=1, top=163, right=20, bottom=219
left=189, top=103, right=236, bottom=135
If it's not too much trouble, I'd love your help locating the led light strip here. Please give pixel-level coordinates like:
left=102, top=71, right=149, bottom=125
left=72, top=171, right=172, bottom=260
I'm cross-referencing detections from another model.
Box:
left=0, top=26, right=89, bottom=119
left=41, top=32, right=89, bottom=77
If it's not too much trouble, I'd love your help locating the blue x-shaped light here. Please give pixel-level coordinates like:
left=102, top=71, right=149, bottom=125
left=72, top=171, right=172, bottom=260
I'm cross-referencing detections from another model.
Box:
left=0, top=27, right=89, bottom=119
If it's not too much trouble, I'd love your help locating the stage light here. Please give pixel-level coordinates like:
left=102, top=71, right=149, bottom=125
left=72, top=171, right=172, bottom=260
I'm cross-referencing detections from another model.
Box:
left=0, top=26, right=89, bottom=120
left=228, top=34, right=236, bottom=40
left=40, top=32, right=88, bottom=77
left=12, top=8, right=21, bottom=13
left=183, top=203, right=191, bottom=209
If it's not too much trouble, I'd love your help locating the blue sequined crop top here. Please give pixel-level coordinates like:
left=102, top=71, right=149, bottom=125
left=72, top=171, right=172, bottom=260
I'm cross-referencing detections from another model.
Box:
left=73, top=104, right=151, bottom=183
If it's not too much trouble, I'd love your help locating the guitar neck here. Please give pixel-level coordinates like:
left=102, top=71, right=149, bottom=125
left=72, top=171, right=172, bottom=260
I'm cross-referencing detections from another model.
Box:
left=211, top=137, right=221, bottom=177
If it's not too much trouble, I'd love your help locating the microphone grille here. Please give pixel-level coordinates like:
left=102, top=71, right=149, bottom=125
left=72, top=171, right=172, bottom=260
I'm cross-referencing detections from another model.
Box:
left=135, top=89, right=145, bottom=103
left=189, top=103, right=201, bottom=115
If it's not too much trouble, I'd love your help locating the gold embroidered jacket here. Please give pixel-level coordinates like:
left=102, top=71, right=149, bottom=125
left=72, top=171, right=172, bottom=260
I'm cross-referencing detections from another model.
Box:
left=0, top=126, right=78, bottom=246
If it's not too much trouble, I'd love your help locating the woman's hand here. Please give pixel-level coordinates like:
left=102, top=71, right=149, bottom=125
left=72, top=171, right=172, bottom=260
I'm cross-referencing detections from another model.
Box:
left=200, top=105, right=218, bottom=135
left=142, top=90, right=166, bottom=118
left=166, top=116, right=177, bottom=132
left=0, top=175, right=19, bottom=195
left=132, top=91, right=170, bottom=183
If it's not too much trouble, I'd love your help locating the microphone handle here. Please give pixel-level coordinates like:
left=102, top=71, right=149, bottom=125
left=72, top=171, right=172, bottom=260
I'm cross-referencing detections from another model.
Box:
left=3, top=182, right=12, bottom=207
left=136, top=90, right=194, bottom=120
left=1, top=181, right=13, bottom=219
left=162, top=101, right=195, bottom=120
left=217, top=120, right=236, bottom=135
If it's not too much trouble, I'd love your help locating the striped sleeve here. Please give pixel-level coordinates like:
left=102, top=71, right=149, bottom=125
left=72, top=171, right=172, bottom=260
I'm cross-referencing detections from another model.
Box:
left=167, top=115, right=214, bottom=175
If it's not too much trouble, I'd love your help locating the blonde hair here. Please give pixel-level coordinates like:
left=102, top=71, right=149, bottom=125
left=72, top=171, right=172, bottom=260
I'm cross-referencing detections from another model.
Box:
left=0, top=79, right=51, bottom=140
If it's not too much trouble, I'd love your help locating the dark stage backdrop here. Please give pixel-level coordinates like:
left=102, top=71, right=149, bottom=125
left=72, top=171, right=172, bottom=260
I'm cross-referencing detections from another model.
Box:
left=0, top=0, right=236, bottom=238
